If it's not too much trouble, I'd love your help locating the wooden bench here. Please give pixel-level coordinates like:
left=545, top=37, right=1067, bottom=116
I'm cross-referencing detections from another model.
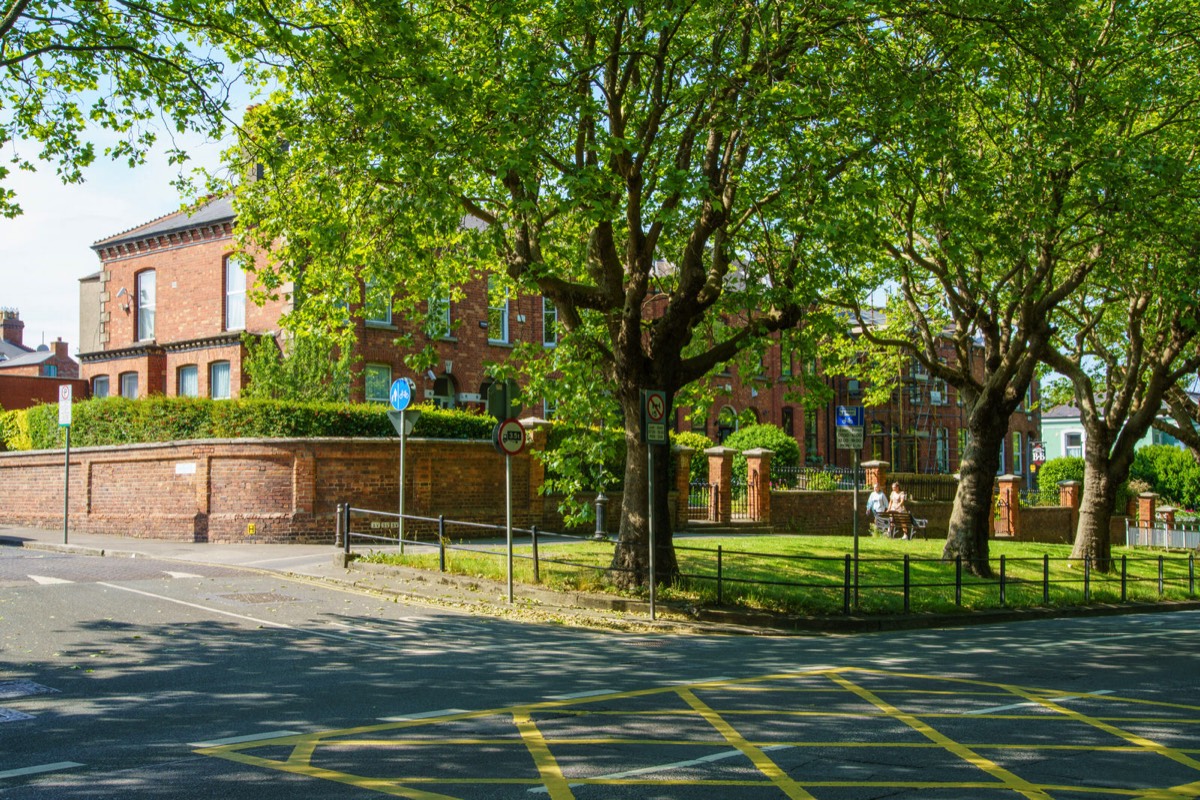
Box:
left=873, top=511, right=928, bottom=539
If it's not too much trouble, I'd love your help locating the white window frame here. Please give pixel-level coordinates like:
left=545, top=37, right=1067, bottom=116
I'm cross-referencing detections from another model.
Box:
left=364, top=281, right=392, bottom=326
left=178, top=364, right=199, bottom=397
left=364, top=363, right=392, bottom=403
left=1013, top=431, right=1023, bottom=474
left=936, top=427, right=950, bottom=473
left=119, top=371, right=138, bottom=399
left=542, top=297, right=557, bottom=347
left=136, top=270, right=155, bottom=341
left=487, top=276, right=509, bottom=344
left=1064, top=430, right=1084, bottom=459
left=427, top=295, right=451, bottom=339
left=92, top=375, right=109, bottom=399
left=209, top=361, right=231, bottom=400
left=225, top=256, right=246, bottom=331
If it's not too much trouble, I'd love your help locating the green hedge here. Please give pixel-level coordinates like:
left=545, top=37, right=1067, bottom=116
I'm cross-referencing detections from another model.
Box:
left=6, top=397, right=496, bottom=451
left=1037, top=457, right=1085, bottom=490
left=720, top=424, right=801, bottom=484
left=1131, top=444, right=1200, bottom=511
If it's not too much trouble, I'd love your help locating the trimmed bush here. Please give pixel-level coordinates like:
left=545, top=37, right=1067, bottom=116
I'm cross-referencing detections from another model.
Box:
left=13, top=397, right=496, bottom=450
left=1131, top=444, right=1200, bottom=510
left=1037, top=457, right=1085, bottom=491
left=721, top=423, right=801, bottom=484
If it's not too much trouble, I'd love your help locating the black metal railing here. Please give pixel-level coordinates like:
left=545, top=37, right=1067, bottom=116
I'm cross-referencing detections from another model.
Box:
left=335, top=504, right=1199, bottom=616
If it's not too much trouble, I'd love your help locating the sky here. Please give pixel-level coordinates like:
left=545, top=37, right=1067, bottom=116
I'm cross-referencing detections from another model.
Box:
left=0, top=126, right=235, bottom=355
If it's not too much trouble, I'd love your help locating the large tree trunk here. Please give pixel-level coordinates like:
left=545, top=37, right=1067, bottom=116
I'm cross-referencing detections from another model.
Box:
left=1072, top=467, right=1117, bottom=572
left=609, top=395, right=678, bottom=590
left=1071, top=427, right=1134, bottom=573
left=943, top=406, right=1008, bottom=577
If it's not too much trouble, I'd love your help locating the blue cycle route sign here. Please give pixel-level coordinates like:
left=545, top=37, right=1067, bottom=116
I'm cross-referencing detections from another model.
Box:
left=835, top=405, right=864, bottom=427
left=389, top=378, right=413, bottom=411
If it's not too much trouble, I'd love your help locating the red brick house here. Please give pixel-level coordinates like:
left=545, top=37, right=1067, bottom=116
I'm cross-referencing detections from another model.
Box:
left=0, top=309, right=86, bottom=411
left=78, top=198, right=1039, bottom=477
left=78, top=197, right=560, bottom=413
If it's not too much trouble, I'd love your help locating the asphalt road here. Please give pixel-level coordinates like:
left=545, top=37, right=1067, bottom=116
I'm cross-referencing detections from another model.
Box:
left=2, top=546, right=1199, bottom=799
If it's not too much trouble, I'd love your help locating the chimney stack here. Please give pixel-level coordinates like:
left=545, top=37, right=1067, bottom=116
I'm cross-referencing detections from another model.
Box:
left=1, top=308, right=23, bottom=348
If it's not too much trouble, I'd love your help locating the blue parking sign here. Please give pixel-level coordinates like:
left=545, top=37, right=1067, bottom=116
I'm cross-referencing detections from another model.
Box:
left=390, top=378, right=413, bottom=411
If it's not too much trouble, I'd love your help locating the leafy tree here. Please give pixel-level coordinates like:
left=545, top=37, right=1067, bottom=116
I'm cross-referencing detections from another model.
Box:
left=1155, top=384, right=1200, bottom=460
left=1130, top=445, right=1200, bottom=511
left=1043, top=254, right=1200, bottom=569
left=836, top=0, right=1200, bottom=576
left=240, top=332, right=353, bottom=402
left=0, top=0, right=239, bottom=216
left=217, top=0, right=879, bottom=587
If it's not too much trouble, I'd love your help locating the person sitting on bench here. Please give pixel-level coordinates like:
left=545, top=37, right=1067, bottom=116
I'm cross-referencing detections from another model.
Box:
left=887, top=481, right=911, bottom=539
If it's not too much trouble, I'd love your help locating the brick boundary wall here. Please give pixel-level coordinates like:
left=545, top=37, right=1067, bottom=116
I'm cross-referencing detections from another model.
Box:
left=0, top=437, right=603, bottom=544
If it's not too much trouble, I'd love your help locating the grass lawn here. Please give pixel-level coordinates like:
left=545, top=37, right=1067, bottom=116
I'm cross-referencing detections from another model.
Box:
left=358, top=534, right=1198, bottom=617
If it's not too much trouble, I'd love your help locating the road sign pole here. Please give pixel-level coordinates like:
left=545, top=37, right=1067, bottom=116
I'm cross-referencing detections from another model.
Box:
left=506, top=453, right=514, bottom=604
left=63, top=426, right=70, bottom=545
left=648, top=442, right=656, bottom=621
left=399, top=417, right=406, bottom=554
left=853, top=449, right=859, bottom=609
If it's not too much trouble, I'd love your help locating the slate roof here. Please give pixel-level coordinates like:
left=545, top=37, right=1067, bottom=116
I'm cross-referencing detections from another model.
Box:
left=0, top=339, right=32, bottom=362
left=0, top=347, right=50, bottom=369
left=91, top=195, right=235, bottom=250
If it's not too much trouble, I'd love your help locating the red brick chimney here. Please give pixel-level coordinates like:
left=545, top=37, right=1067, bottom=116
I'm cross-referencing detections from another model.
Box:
left=1, top=308, right=23, bottom=348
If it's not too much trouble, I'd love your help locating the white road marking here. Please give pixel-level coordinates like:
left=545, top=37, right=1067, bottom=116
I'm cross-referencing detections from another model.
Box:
left=0, top=680, right=58, bottom=700
left=546, top=690, right=613, bottom=700
left=0, top=762, right=84, bottom=779
left=190, top=731, right=302, bottom=747
left=0, top=708, right=34, bottom=722
left=964, top=689, right=1114, bottom=715
left=98, top=583, right=293, bottom=629
left=243, top=554, right=331, bottom=566
left=378, top=709, right=469, bottom=722
left=528, top=744, right=793, bottom=792
left=27, top=575, right=73, bottom=585
left=164, top=571, right=204, bottom=579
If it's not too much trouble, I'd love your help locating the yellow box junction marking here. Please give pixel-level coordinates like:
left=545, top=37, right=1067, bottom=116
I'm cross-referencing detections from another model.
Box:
left=196, top=667, right=1200, bottom=798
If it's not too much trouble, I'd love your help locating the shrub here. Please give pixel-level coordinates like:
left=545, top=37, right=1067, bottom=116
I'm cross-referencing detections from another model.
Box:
left=721, top=424, right=801, bottom=484
left=804, top=471, right=841, bottom=491
left=671, top=430, right=713, bottom=483
left=1, top=408, right=32, bottom=451
left=1131, top=444, right=1200, bottom=510
left=1037, top=457, right=1085, bottom=490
